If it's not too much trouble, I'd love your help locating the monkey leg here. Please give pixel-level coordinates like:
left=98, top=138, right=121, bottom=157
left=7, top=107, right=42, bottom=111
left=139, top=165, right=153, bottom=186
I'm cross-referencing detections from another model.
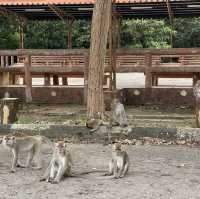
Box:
left=52, top=167, right=65, bottom=184
left=120, top=162, right=129, bottom=178
left=32, top=144, right=42, bottom=169
left=104, top=159, right=114, bottom=176
left=113, top=161, right=120, bottom=179
left=64, top=164, right=72, bottom=177
left=25, top=149, right=34, bottom=168
left=48, top=162, right=57, bottom=182
left=11, top=149, right=18, bottom=173
left=40, top=162, right=52, bottom=182
left=52, top=165, right=65, bottom=183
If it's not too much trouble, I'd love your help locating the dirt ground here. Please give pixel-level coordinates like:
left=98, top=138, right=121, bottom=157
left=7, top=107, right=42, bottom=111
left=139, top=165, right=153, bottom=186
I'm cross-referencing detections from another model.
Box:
left=1, top=144, right=200, bottom=199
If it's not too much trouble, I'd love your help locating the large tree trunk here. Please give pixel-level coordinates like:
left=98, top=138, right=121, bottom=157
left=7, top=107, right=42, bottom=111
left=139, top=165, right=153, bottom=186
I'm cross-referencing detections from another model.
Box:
left=87, top=0, right=112, bottom=119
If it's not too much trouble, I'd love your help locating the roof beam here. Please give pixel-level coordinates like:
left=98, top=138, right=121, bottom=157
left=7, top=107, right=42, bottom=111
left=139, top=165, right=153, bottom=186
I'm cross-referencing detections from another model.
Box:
left=47, top=4, right=65, bottom=21
left=165, top=0, right=175, bottom=47
left=166, top=0, right=174, bottom=27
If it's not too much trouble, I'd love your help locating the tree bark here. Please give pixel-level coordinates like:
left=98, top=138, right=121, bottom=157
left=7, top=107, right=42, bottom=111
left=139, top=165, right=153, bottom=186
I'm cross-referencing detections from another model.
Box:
left=87, top=0, right=112, bottom=119
left=24, top=55, right=32, bottom=103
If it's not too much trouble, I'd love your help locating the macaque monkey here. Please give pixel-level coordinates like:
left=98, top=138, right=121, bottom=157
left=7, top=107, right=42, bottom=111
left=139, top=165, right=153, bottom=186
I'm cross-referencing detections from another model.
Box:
left=1, top=135, right=53, bottom=173
left=86, top=118, right=103, bottom=130
left=193, top=80, right=200, bottom=98
left=40, top=140, right=72, bottom=184
left=104, top=142, right=129, bottom=178
left=111, top=98, right=128, bottom=127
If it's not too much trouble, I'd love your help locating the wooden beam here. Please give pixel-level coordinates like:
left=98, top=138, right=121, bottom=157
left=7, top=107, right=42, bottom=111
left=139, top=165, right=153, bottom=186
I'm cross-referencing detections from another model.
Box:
left=84, top=52, right=89, bottom=105
left=19, top=21, right=25, bottom=49
left=166, top=0, right=174, bottom=47
left=145, top=53, right=152, bottom=88
left=53, top=75, right=59, bottom=85
left=47, top=5, right=75, bottom=49
left=166, top=0, right=174, bottom=26
left=47, top=4, right=65, bottom=21
left=66, top=17, right=75, bottom=49
left=109, top=0, right=117, bottom=91
left=44, top=73, right=51, bottom=86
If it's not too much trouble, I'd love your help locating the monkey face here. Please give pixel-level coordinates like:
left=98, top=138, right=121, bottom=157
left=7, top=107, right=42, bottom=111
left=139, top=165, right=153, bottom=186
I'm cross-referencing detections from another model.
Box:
left=54, top=141, right=66, bottom=155
left=113, top=143, right=122, bottom=151
left=2, top=136, right=16, bottom=147
left=113, top=98, right=120, bottom=105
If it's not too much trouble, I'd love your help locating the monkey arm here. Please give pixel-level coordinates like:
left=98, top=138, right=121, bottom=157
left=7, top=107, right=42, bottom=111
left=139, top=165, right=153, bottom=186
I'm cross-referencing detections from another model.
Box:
left=39, top=159, right=54, bottom=181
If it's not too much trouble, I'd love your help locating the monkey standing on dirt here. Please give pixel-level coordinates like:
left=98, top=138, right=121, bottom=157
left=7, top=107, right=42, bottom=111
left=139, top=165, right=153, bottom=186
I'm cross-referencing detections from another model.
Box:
left=40, top=140, right=72, bottom=184
left=111, top=98, right=128, bottom=127
left=104, top=142, right=129, bottom=178
left=1, top=135, right=53, bottom=173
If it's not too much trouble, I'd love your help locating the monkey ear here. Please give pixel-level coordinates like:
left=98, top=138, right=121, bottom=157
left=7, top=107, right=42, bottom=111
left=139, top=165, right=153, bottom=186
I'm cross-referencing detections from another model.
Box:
left=64, top=138, right=68, bottom=143
left=12, top=136, right=16, bottom=140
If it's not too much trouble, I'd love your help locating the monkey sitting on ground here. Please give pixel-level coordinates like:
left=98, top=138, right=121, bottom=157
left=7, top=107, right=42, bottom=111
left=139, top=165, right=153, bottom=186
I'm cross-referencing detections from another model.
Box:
left=1, top=135, right=53, bottom=173
left=86, top=118, right=103, bottom=131
left=40, top=140, right=72, bottom=184
left=111, top=98, right=128, bottom=127
left=104, top=142, right=129, bottom=178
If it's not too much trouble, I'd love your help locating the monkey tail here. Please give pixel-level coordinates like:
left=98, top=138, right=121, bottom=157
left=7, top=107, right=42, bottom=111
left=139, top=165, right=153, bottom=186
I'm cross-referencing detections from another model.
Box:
left=71, top=169, right=107, bottom=177
left=89, top=125, right=100, bottom=133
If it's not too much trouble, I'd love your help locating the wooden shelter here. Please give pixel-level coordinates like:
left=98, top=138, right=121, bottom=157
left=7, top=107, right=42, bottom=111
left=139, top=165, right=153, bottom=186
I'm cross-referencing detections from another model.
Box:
left=0, top=0, right=200, bottom=107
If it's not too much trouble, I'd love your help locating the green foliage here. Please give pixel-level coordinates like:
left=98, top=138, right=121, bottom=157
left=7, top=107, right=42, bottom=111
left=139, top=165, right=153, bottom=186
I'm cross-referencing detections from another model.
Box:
left=0, top=16, right=19, bottom=49
left=24, top=20, right=91, bottom=49
left=121, top=19, right=173, bottom=48
left=72, top=20, right=91, bottom=48
left=25, top=21, right=68, bottom=49
left=1, top=16, right=200, bottom=49
left=174, top=17, right=200, bottom=48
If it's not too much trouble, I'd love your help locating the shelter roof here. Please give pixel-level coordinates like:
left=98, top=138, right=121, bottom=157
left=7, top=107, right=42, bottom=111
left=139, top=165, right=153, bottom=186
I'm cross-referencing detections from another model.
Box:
left=0, top=0, right=200, bottom=20
left=0, top=0, right=186, bottom=5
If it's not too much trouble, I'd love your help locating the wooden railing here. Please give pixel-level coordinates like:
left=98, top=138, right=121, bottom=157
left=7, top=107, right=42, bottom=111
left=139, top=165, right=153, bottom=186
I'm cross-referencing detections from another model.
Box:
left=0, top=50, right=19, bottom=68
left=1, top=48, right=200, bottom=72
left=0, top=48, right=200, bottom=104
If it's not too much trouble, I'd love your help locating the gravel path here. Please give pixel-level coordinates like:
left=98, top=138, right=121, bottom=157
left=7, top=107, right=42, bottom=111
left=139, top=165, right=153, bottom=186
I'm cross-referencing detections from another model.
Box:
left=0, top=144, right=200, bottom=199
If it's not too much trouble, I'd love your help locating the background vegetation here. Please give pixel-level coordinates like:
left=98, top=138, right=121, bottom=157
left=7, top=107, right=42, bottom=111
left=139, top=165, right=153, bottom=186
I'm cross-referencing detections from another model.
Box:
left=0, top=15, right=200, bottom=49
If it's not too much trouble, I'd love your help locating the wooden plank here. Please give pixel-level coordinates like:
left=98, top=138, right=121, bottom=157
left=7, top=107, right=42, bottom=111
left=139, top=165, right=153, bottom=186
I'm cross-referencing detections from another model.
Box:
left=84, top=53, right=89, bottom=105
left=145, top=53, right=152, bottom=88
left=1, top=56, right=4, bottom=67
left=11, top=56, right=14, bottom=65
left=2, top=72, right=10, bottom=86
left=53, top=75, right=59, bottom=85
left=44, top=73, right=51, bottom=86
left=5, top=56, right=9, bottom=67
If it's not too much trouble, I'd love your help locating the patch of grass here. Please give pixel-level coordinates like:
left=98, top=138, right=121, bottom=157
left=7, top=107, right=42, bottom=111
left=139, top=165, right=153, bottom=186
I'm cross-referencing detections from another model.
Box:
left=16, top=114, right=37, bottom=124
